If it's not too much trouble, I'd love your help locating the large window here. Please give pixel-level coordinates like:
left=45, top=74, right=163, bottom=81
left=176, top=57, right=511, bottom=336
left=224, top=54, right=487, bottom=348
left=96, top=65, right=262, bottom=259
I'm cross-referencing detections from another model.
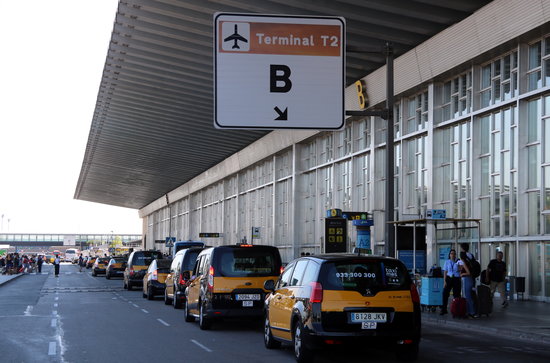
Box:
left=441, top=72, right=472, bottom=121
left=480, top=51, right=518, bottom=108
left=404, top=91, right=428, bottom=134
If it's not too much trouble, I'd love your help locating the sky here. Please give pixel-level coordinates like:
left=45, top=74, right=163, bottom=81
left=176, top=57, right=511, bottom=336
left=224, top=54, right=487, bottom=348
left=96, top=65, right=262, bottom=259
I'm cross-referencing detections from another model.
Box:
left=0, top=0, right=142, bottom=235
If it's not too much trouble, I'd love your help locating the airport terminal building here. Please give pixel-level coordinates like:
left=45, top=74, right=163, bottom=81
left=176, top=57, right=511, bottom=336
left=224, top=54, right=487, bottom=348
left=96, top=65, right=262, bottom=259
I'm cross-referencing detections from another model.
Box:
left=76, top=1, right=550, bottom=301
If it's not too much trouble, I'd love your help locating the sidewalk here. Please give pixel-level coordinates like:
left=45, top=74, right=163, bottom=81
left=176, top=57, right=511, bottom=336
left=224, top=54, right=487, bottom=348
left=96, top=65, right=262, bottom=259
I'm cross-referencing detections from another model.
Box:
left=0, top=273, right=24, bottom=286
left=422, top=299, right=550, bottom=345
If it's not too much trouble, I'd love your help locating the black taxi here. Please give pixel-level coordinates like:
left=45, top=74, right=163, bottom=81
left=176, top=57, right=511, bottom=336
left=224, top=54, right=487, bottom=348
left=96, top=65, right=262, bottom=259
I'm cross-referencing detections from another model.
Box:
left=263, top=254, right=421, bottom=362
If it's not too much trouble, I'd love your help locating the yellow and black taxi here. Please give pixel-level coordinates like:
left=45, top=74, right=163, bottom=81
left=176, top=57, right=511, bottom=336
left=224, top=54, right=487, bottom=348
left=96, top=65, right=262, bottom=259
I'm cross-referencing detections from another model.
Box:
left=123, top=250, right=163, bottom=290
left=164, top=247, right=203, bottom=308
left=263, top=254, right=421, bottom=362
left=86, top=256, right=97, bottom=269
left=92, top=257, right=110, bottom=276
left=184, top=244, right=282, bottom=330
left=142, top=258, right=172, bottom=300
left=105, top=256, right=127, bottom=279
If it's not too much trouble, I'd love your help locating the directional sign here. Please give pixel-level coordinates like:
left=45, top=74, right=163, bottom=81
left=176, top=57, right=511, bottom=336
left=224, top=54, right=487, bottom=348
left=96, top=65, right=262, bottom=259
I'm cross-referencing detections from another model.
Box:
left=214, top=13, right=345, bottom=130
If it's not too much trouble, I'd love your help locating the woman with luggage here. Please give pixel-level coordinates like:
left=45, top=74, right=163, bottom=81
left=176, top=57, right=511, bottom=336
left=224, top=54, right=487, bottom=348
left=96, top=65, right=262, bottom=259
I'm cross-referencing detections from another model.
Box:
left=440, top=249, right=461, bottom=315
left=458, top=251, right=478, bottom=319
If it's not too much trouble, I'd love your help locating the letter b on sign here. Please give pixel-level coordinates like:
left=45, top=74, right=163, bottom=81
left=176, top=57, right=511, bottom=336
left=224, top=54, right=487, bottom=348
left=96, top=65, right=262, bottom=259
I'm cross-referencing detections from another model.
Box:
left=270, top=65, right=292, bottom=93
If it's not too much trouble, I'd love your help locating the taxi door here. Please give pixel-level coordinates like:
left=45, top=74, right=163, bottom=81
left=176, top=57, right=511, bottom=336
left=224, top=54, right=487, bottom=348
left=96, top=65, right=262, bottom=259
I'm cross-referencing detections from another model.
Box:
left=186, top=255, right=205, bottom=314
left=268, top=264, right=295, bottom=341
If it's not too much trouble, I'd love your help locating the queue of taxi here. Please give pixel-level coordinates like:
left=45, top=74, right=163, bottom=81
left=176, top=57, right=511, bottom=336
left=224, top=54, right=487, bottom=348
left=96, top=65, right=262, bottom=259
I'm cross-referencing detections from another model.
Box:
left=91, top=244, right=421, bottom=362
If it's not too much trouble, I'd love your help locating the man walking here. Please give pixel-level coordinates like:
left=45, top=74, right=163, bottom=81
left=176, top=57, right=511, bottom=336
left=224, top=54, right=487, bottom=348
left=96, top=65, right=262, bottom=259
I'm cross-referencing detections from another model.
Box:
left=37, top=255, right=44, bottom=273
left=486, top=251, right=508, bottom=308
left=78, top=254, right=84, bottom=273
left=53, top=254, right=61, bottom=277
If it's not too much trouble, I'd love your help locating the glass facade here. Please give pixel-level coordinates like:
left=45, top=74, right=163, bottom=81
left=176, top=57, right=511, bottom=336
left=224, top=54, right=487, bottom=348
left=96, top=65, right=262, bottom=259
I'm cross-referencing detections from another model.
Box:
left=144, top=33, right=550, bottom=301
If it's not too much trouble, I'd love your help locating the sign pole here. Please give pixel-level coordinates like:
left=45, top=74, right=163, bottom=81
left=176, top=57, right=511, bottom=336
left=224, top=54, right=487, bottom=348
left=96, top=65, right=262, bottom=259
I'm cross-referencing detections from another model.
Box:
left=385, top=43, right=395, bottom=258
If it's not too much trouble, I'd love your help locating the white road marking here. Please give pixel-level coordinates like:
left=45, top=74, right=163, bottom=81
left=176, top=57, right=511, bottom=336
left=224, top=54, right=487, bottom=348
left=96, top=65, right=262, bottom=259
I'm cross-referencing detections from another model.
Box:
left=55, top=297, right=59, bottom=301
left=132, top=304, right=139, bottom=308
left=112, top=297, right=117, bottom=300
left=48, top=342, right=56, bottom=355
left=24, top=305, right=33, bottom=316
left=141, top=309, right=149, bottom=314
left=157, top=319, right=170, bottom=327
left=54, top=303, right=58, bottom=308
left=51, top=318, right=56, bottom=328
left=191, top=339, right=212, bottom=353
left=52, top=310, right=57, bottom=316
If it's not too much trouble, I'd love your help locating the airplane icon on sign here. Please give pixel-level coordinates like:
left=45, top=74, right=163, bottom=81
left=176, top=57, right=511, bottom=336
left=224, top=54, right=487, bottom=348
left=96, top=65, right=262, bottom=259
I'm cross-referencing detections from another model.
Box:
left=224, top=24, right=248, bottom=49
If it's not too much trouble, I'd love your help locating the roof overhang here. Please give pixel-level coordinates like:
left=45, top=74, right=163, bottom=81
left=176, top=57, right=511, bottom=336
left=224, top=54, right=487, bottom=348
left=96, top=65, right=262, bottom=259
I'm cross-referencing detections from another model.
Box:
left=75, top=0, right=492, bottom=209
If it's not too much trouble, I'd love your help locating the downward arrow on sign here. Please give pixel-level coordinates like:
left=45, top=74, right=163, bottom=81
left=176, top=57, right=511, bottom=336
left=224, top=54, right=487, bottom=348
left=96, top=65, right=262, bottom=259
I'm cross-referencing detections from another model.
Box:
left=274, top=106, right=288, bottom=121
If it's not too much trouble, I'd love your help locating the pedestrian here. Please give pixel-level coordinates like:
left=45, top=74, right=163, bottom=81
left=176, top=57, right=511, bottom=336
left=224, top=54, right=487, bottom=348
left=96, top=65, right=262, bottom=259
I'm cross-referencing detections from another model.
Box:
left=487, top=251, right=508, bottom=308
left=458, top=250, right=477, bottom=319
left=53, top=254, right=60, bottom=277
left=78, top=254, right=84, bottom=273
left=440, top=249, right=461, bottom=315
left=37, top=255, right=44, bottom=273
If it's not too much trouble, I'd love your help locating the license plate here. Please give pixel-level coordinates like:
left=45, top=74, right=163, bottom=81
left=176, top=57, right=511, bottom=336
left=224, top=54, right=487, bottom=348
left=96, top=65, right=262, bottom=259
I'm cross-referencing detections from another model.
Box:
left=350, top=312, right=387, bottom=322
left=242, top=301, right=254, bottom=307
left=361, top=322, right=377, bottom=329
left=236, top=294, right=261, bottom=301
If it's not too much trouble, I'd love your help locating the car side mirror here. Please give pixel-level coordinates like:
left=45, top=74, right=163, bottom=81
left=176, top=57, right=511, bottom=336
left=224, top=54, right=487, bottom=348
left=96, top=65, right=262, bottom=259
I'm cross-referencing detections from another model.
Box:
left=264, top=279, right=275, bottom=291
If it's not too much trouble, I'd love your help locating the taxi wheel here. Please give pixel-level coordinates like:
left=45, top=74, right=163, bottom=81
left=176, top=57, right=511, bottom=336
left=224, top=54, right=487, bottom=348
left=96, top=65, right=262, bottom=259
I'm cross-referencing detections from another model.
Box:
left=293, top=321, right=313, bottom=363
left=147, top=286, right=154, bottom=300
left=127, top=281, right=133, bottom=291
left=184, top=300, right=194, bottom=322
left=264, top=315, right=281, bottom=349
left=106, top=273, right=111, bottom=280
left=92, top=270, right=96, bottom=277
left=199, top=301, right=211, bottom=330
left=164, top=290, right=171, bottom=305
left=173, top=294, right=182, bottom=309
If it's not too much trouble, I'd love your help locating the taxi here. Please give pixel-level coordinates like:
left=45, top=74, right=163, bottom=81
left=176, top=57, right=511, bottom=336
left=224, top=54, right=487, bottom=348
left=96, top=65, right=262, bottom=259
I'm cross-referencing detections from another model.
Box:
left=263, top=254, right=421, bottom=362
left=105, top=257, right=127, bottom=279
left=164, top=247, right=203, bottom=308
left=123, top=250, right=163, bottom=290
left=184, top=244, right=282, bottom=330
left=142, top=258, right=172, bottom=300
left=86, top=256, right=97, bottom=269
left=92, top=257, right=110, bottom=276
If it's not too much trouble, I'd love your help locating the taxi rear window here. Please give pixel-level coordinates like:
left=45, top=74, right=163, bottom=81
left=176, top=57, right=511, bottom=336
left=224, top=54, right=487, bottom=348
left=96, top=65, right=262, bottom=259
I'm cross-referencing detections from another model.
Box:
left=217, top=249, right=281, bottom=277
left=320, top=260, right=409, bottom=295
left=133, top=252, right=163, bottom=266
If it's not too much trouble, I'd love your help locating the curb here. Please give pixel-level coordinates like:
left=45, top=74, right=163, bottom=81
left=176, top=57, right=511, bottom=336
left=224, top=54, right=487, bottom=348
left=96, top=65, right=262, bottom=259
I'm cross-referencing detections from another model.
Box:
left=422, top=314, right=550, bottom=346
left=0, top=273, right=24, bottom=287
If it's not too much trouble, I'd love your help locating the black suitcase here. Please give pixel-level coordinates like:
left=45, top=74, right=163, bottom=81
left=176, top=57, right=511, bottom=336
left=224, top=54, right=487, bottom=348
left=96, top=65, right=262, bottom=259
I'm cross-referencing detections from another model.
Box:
left=476, top=284, right=493, bottom=316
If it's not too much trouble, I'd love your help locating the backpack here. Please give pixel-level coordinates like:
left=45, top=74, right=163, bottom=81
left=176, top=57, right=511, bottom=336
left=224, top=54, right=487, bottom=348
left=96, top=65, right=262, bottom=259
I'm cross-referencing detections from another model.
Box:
left=467, top=255, right=481, bottom=279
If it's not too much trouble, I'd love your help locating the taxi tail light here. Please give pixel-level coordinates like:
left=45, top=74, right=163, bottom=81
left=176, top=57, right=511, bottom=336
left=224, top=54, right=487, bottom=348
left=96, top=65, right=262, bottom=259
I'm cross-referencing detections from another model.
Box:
left=410, top=283, right=420, bottom=304
left=207, top=266, right=215, bottom=291
left=152, top=270, right=158, bottom=281
left=178, top=274, right=186, bottom=285
left=280, top=266, right=284, bottom=275
left=397, top=339, right=414, bottom=345
left=309, top=282, right=323, bottom=303
left=129, top=268, right=135, bottom=277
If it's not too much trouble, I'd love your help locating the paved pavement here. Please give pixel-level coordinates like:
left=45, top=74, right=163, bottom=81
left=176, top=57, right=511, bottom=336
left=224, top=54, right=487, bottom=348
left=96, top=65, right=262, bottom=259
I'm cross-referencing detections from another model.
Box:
left=422, top=297, right=550, bottom=345
left=0, top=272, right=24, bottom=286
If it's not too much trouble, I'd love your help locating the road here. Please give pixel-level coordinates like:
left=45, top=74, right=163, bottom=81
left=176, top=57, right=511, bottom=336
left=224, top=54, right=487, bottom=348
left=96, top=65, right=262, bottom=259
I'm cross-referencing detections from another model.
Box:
left=1, top=263, right=549, bottom=363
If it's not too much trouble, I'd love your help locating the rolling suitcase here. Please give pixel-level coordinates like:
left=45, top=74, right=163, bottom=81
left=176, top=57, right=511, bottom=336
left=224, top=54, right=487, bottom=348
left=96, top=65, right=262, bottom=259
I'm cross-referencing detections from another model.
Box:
left=450, top=297, right=467, bottom=318
left=476, top=284, right=493, bottom=316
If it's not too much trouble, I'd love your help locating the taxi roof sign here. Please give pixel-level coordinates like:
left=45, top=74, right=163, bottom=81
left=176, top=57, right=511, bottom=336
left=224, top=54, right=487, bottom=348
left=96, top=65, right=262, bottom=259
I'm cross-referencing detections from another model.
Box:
left=214, top=13, right=345, bottom=130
